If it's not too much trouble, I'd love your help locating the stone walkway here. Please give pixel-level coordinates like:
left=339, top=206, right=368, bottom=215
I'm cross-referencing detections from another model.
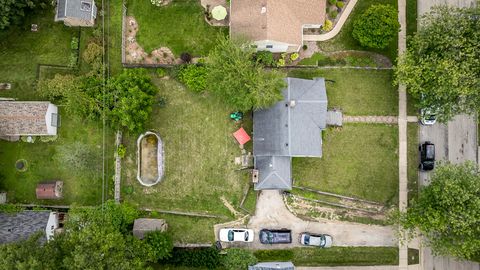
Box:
left=304, top=0, right=358, bottom=41
left=343, top=116, right=418, bottom=124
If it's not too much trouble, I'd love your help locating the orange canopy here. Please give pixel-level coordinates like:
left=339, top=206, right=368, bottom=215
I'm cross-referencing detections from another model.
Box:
left=233, top=127, right=251, bottom=145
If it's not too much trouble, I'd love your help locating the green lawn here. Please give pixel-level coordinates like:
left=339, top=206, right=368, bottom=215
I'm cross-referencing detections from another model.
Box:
left=407, top=123, right=419, bottom=204
left=0, top=8, right=78, bottom=100
left=316, top=0, right=398, bottom=61
left=0, top=110, right=115, bottom=205
left=151, top=213, right=221, bottom=243
left=288, top=69, right=398, bottom=116
left=127, top=0, right=227, bottom=56
left=293, top=124, right=399, bottom=204
left=122, top=78, right=251, bottom=221
left=254, top=247, right=399, bottom=266
left=108, top=0, right=124, bottom=75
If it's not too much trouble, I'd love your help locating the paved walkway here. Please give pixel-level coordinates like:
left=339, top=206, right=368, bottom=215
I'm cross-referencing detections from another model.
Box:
left=397, top=0, right=408, bottom=265
left=343, top=115, right=418, bottom=124
left=297, top=267, right=399, bottom=270
left=217, top=190, right=397, bottom=250
left=304, top=0, right=358, bottom=41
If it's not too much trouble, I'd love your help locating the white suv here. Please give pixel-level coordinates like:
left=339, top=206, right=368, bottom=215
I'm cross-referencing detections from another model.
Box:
left=219, top=228, right=254, bottom=242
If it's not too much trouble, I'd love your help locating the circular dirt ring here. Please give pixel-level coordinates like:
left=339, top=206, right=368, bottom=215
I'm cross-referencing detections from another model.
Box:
left=15, top=159, right=28, bottom=172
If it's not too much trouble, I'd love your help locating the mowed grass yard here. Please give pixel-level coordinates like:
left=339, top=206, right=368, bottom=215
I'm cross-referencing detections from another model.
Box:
left=122, top=78, right=251, bottom=223
left=0, top=8, right=77, bottom=100
left=293, top=124, right=399, bottom=205
left=0, top=109, right=114, bottom=205
left=288, top=69, right=398, bottom=116
left=127, top=0, right=227, bottom=56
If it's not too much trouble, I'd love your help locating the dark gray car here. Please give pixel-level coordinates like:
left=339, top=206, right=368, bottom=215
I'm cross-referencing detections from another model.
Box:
left=259, top=229, right=292, bottom=244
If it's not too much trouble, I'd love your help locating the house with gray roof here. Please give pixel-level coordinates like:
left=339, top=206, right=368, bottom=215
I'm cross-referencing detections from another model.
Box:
left=0, top=211, right=60, bottom=244
left=253, top=77, right=327, bottom=190
left=0, top=101, right=60, bottom=141
left=55, top=0, right=97, bottom=27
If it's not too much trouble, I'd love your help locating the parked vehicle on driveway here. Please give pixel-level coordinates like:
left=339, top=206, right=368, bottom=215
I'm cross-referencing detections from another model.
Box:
left=300, top=233, right=333, bottom=248
left=419, top=141, right=435, bottom=171
left=259, top=229, right=292, bottom=244
left=420, top=108, right=437, bottom=125
left=219, top=228, right=254, bottom=242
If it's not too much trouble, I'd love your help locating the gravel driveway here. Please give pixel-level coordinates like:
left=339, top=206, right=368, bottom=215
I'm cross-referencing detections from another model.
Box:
left=218, top=190, right=396, bottom=249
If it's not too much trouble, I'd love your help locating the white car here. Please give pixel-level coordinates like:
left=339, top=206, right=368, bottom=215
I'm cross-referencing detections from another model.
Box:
left=420, top=108, right=437, bottom=125
left=219, top=228, right=254, bottom=242
left=300, top=233, right=333, bottom=248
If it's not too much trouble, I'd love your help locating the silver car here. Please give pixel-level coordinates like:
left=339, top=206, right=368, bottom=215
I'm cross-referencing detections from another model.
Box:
left=300, top=233, right=333, bottom=248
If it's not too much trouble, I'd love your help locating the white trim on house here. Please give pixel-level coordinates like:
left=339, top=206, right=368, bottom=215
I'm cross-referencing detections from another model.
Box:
left=45, top=103, right=58, bottom=135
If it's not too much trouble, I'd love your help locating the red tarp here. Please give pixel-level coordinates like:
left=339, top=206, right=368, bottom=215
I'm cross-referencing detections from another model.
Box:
left=233, top=127, right=251, bottom=145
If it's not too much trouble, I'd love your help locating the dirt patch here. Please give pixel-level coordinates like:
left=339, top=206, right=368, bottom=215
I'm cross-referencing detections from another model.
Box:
left=286, top=194, right=388, bottom=223
left=220, top=196, right=241, bottom=217
left=125, top=16, right=181, bottom=65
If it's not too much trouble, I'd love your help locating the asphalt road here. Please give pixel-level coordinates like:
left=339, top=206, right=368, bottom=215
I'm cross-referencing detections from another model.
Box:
left=416, top=0, right=479, bottom=262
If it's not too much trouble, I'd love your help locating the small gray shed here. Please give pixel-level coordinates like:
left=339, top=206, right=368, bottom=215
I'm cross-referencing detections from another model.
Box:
left=133, top=218, right=168, bottom=239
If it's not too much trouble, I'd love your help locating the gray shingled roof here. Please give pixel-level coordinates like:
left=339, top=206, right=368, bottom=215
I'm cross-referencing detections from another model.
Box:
left=249, top=262, right=295, bottom=270
left=253, top=77, right=327, bottom=158
left=254, top=156, right=291, bottom=190
left=56, top=0, right=96, bottom=21
left=0, top=211, right=50, bottom=244
left=253, top=77, right=327, bottom=190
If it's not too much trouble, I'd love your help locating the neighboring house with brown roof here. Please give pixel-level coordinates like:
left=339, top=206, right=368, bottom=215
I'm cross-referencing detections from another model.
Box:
left=36, top=181, right=64, bottom=200
left=0, top=101, right=60, bottom=140
left=230, top=0, right=326, bottom=53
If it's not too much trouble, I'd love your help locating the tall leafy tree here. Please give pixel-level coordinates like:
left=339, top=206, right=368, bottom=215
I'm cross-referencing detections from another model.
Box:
left=206, top=36, right=285, bottom=111
left=399, top=162, right=480, bottom=259
left=0, top=0, right=35, bottom=30
left=396, top=5, right=480, bottom=121
left=352, top=4, right=399, bottom=49
left=107, top=69, right=158, bottom=133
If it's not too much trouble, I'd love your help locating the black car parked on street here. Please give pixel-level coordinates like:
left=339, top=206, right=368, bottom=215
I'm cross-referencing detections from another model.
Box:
left=259, top=229, right=292, bottom=244
left=419, top=141, right=435, bottom=171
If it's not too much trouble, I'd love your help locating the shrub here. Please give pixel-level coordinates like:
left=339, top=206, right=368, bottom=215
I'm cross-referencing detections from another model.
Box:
left=39, top=135, right=58, bottom=142
left=221, top=249, right=257, bottom=270
left=144, top=231, right=174, bottom=261
left=150, top=0, right=164, bottom=7
left=277, top=58, right=286, bottom=67
left=166, top=247, right=221, bottom=268
left=322, top=19, right=333, bottom=31
left=36, top=74, right=78, bottom=100
left=83, top=42, right=103, bottom=64
left=352, top=4, right=399, bottom=49
left=290, top=53, right=299, bottom=61
left=336, top=1, right=345, bottom=8
left=68, top=52, right=78, bottom=67
left=329, top=10, right=338, bottom=19
left=156, top=68, right=166, bottom=78
left=180, top=52, right=192, bottom=63
left=71, top=37, right=79, bottom=50
left=328, top=0, right=337, bottom=5
left=255, top=50, right=275, bottom=66
left=117, top=144, right=126, bottom=158
left=178, top=65, right=208, bottom=92
left=302, top=44, right=308, bottom=50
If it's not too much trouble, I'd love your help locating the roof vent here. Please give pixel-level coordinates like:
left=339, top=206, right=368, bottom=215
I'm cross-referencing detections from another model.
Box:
left=289, top=100, right=296, bottom=108
left=261, top=6, right=267, bottom=14
left=81, top=1, right=92, bottom=11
